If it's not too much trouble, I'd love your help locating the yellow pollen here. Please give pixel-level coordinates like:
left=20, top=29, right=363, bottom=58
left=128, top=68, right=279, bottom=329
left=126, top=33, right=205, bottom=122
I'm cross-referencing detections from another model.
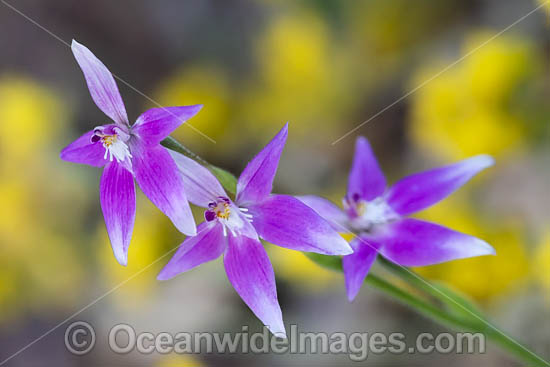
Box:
left=101, top=134, right=117, bottom=147
left=214, top=202, right=231, bottom=220
left=356, top=202, right=367, bottom=216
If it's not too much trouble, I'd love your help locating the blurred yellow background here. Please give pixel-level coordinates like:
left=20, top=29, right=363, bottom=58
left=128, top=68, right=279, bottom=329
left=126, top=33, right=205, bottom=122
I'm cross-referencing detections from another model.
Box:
left=0, top=0, right=548, bottom=366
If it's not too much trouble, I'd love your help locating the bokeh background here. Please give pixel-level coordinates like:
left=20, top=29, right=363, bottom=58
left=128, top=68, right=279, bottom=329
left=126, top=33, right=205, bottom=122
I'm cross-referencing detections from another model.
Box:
left=0, top=0, right=549, bottom=365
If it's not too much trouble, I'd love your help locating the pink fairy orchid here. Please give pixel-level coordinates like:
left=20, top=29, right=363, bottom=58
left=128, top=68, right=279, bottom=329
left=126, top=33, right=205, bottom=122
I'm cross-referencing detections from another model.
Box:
left=157, top=124, right=353, bottom=337
left=60, top=40, right=201, bottom=265
left=299, top=136, right=496, bottom=301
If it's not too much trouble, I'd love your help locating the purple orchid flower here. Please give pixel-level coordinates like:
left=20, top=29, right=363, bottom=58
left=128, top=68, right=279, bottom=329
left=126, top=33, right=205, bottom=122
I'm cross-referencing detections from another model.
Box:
left=60, top=40, right=201, bottom=265
left=157, top=124, right=353, bottom=337
left=299, top=136, right=496, bottom=301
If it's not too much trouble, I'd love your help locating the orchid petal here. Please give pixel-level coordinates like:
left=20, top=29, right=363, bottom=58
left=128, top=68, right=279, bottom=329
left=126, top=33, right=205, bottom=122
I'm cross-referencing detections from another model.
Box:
left=343, top=237, right=378, bottom=301
left=133, top=105, right=203, bottom=145
left=297, top=195, right=349, bottom=232
left=100, top=162, right=136, bottom=266
left=372, top=218, right=495, bottom=267
left=347, top=136, right=386, bottom=202
left=236, top=124, right=288, bottom=205
left=133, top=144, right=196, bottom=236
left=169, top=150, right=226, bottom=207
left=387, top=155, right=494, bottom=216
left=157, top=222, right=226, bottom=280
left=71, top=40, right=128, bottom=126
left=60, top=129, right=107, bottom=167
left=227, top=202, right=260, bottom=240
left=224, top=235, right=286, bottom=337
left=248, top=195, right=353, bottom=255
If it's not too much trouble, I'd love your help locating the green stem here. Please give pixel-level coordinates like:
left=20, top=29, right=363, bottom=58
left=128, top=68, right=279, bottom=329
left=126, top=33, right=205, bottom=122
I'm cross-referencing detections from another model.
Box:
left=483, top=327, right=550, bottom=367
left=308, top=253, right=549, bottom=367
left=378, top=257, right=485, bottom=319
left=161, top=136, right=550, bottom=367
left=378, top=258, right=550, bottom=366
left=304, top=253, right=477, bottom=331
left=161, top=136, right=209, bottom=165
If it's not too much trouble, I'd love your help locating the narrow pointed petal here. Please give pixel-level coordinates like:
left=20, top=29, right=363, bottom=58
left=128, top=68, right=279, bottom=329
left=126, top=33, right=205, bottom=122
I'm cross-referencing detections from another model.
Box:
left=387, top=155, right=495, bottom=216
left=100, top=162, right=136, bottom=266
left=71, top=40, right=128, bottom=126
left=297, top=195, right=348, bottom=231
left=60, top=129, right=107, bottom=167
left=133, top=105, right=203, bottom=145
left=347, top=136, right=386, bottom=202
left=372, top=218, right=495, bottom=267
left=343, top=238, right=378, bottom=302
left=133, top=145, right=196, bottom=236
left=248, top=195, right=353, bottom=255
left=157, top=222, right=226, bottom=280
left=236, top=124, right=288, bottom=205
left=168, top=150, right=226, bottom=207
left=224, top=235, right=286, bottom=337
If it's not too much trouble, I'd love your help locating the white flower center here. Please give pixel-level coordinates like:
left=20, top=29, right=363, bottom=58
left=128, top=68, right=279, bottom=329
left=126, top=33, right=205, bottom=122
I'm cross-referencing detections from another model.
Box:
left=345, top=197, right=398, bottom=232
left=205, top=197, right=254, bottom=237
left=92, top=127, right=132, bottom=163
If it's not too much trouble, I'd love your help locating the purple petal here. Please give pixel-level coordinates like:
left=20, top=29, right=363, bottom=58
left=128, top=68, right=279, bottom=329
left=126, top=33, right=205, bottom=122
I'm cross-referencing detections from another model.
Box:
left=236, top=124, right=288, bottom=205
left=133, top=144, right=196, bottom=236
left=296, top=195, right=349, bottom=231
left=60, top=129, right=107, bottom=167
left=157, top=222, right=226, bottom=280
left=372, top=218, right=495, bottom=267
left=347, top=136, right=386, bottom=202
left=168, top=150, right=226, bottom=207
left=343, top=237, right=378, bottom=302
left=248, top=195, right=353, bottom=255
left=133, top=105, right=203, bottom=145
left=224, top=235, right=286, bottom=337
left=71, top=40, right=128, bottom=126
left=386, top=155, right=495, bottom=216
left=100, top=162, right=136, bottom=266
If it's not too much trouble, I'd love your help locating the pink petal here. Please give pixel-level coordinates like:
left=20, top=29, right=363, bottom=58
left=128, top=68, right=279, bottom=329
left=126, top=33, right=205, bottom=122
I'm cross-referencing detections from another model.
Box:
left=236, top=124, right=288, bottom=205
left=157, top=222, right=226, bottom=280
left=100, top=162, right=136, bottom=266
left=372, top=218, right=496, bottom=267
left=297, top=195, right=349, bottom=231
left=224, top=235, right=286, bottom=337
left=342, top=238, right=378, bottom=301
left=133, top=105, right=203, bottom=145
left=347, top=136, right=386, bottom=202
left=60, top=129, right=107, bottom=167
left=133, top=144, right=196, bottom=236
left=71, top=40, right=128, bottom=126
left=387, top=155, right=494, bottom=216
left=248, top=195, right=353, bottom=255
left=168, top=150, right=226, bottom=207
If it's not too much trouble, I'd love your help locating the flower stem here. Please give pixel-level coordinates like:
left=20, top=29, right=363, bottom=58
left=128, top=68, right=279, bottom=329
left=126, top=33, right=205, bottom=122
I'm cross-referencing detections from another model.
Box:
left=377, top=257, right=485, bottom=319
left=377, top=258, right=549, bottom=366
left=161, top=136, right=209, bottom=165
left=304, top=253, right=479, bottom=330
left=304, top=252, right=474, bottom=328
left=307, top=253, right=549, bottom=367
